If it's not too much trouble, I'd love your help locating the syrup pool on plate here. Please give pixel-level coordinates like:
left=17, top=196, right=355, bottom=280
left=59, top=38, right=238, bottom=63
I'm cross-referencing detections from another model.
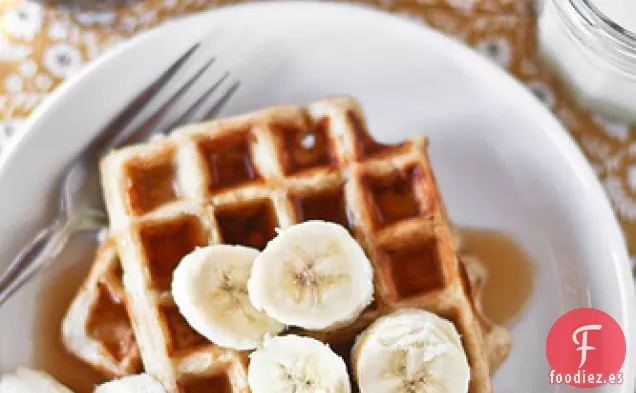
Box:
left=34, top=255, right=107, bottom=393
left=458, top=228, right=535, bottom=326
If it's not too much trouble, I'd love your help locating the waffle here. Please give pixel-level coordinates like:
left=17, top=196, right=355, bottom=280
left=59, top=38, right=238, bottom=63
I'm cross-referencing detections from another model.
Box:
left=61, top=237, right=509, bottom=383
left=461, top=256, right=512, bottom=372
left=61, top=237, right=142, bottom=378
left=60, top=239, right=510, bottom=387
left=94, top=96, right=509, bottom=393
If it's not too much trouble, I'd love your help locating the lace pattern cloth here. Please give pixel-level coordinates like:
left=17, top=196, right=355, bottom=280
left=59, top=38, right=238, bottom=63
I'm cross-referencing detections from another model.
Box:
left=0, top=0, right=634, bottom=271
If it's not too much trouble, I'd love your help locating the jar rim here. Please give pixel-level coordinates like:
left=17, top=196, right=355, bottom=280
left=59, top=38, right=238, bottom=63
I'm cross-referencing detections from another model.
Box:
left=572, top=0, right=636, bottom=45
left=551, top=0, right=636, bottom=69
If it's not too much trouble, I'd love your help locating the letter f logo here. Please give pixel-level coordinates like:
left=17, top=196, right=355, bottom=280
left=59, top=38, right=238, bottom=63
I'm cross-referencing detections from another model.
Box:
left=572, top=324, right=602, bottom=368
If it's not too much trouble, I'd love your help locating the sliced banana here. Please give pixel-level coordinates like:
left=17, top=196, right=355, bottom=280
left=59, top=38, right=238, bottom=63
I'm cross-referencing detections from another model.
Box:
left=94, top=374, right=164, bottom=392
left=172, top=245, right=285, bottom=350
left=352, top=309, right=470, bottom=393
left=248, top=335, right=351, bottom=393
left=0, top=368, right=73, bottom=393
left=248, top=221, right=374, bottom=330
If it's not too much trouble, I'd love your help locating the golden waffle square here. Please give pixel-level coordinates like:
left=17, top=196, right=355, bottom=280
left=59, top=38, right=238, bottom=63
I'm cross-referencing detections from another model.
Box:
left=61, top=238, right=142, bottom=378
left=99, top=96, right=509, bottom=393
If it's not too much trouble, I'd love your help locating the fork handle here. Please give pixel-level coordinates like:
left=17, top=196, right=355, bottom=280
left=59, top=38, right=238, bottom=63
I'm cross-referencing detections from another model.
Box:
left=0, top=218, right=71, bottom=306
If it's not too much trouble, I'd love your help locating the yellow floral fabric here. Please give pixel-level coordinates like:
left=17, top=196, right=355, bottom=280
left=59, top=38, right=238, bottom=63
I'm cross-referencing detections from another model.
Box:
left=0, top=0, right=635, bottom=269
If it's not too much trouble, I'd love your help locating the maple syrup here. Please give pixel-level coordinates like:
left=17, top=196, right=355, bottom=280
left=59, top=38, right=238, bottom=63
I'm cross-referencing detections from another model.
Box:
left=33, top=259, right=106, bottom=393
left=346, top=110, right=389, bottom=159
left=276, top=118, right=335, bottom=175
left=179, top=372, right=233, bottom=393
left=159, top=304, right=209, bottom=354
left=215, top=200, right=278, bottom=250
left=292, top=186, right=351, bottom=231
left=458, top=227, right=535, bottom=326
left=198, top=131, right=260, bottom=193
left=125, top=152, right=179, bottom=215
left=86, top=282, right=135, bottom=362
left=327, top=333, right=361, bottom=393
left=381, top=237, right=445, bottom=299
left=362, top=166, right=422, bottom=229
left=140, top=216, right=207, bottom=291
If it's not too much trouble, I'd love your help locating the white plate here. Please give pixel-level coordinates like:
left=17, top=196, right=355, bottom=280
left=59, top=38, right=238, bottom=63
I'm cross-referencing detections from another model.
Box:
left=0, top=2, right=633, bottom=392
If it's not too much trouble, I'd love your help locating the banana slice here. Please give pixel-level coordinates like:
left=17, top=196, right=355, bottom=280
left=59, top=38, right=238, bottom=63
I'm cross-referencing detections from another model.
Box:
left=248, top=335, right=351, bottom=393
left=248, top=221, right=374, bottom=330
left=172, top=245, right=285, bottom=350
left=0, top=368, right=73, bottom=393
left=352, top=309, right=470, bottom=393
left=94, top=374, right=164, bottom=392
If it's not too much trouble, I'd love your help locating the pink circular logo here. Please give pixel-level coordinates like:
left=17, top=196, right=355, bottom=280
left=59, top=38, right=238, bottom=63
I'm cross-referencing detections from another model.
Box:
left=546, top=308, right=626, bottom=387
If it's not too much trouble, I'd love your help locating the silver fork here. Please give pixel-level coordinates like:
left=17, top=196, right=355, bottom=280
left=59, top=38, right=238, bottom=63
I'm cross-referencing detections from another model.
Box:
left=0, top=42, right=240, bottom=306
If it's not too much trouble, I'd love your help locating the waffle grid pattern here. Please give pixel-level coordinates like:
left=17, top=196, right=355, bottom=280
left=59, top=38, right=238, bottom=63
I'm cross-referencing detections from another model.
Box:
left=62, top=239, right=142, bottom=378
left=64, top=96, right=507, bottom=393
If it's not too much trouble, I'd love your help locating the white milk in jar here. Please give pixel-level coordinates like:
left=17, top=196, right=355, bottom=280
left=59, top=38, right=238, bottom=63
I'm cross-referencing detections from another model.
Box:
left=538, top=0, right=636, bottom=123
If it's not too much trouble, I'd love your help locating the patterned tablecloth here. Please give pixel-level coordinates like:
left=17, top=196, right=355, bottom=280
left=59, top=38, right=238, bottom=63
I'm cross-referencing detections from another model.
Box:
left=0, top=0, right=634, bottom=269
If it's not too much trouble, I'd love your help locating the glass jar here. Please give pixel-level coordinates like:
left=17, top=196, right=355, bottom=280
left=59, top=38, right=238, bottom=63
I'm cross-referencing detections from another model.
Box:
left=537, top=0, right=636, bottom=123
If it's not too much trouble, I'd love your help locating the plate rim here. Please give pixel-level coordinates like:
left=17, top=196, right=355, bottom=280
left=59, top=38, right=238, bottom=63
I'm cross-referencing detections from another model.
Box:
left=0, top=1, right=633, bottom=388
